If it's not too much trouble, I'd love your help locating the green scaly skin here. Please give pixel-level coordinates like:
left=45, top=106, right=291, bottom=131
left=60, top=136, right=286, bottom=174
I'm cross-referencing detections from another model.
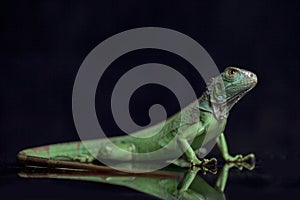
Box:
left=17, top=67, right=257, bottom=168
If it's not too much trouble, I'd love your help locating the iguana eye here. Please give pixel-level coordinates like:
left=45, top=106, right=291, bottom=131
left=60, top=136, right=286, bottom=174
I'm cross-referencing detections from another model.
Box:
left=227, top=68, right=238, bottom=78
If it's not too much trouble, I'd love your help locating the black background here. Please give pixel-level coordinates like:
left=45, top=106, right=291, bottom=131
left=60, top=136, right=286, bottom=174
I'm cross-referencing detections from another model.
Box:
left=1, top=0, right=300, bottom=199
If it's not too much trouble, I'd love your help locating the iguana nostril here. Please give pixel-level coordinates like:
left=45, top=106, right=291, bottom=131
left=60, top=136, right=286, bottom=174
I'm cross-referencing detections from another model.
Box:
left=250, top=73, right=258, bottom=84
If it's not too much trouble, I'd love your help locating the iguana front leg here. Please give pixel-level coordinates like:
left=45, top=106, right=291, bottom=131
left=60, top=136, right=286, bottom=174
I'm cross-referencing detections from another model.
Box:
left=217, top=133, right=255, bottom=163
left=178, top=137, right=202, bottom=166
left=177, top=124, right=217, bottom=167
left=173, top=138, right=217, bottom=168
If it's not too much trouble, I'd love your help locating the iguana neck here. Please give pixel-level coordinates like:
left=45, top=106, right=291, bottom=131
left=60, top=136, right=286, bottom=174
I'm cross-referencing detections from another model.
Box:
left=197, top=91, right=229, bottom=120
left=197, top=87, right=249, bottom=120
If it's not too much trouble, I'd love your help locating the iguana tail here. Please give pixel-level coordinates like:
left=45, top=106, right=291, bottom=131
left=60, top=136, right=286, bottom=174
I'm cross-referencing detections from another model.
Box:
left=17, top=136, right=137, bottom=166
left=17, top=139, right=103, bottom=164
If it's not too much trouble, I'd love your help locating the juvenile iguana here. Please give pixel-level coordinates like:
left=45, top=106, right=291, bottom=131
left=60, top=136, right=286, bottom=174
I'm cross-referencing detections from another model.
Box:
left=18, top=67, right=257, bottom=168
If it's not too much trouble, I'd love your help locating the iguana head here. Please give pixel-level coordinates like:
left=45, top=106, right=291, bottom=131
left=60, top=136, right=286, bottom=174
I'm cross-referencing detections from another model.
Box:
left=200, top=67, right=257, bottom=119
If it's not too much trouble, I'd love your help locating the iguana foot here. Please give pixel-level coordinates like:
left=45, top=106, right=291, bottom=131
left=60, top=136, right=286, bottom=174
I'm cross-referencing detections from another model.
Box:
left=190, top=157, right=217, bottom=167
left=192, top=158, right=217, bottom=174
left=225, top=153, right=255, bottom=170
left=169, top=158, right=217, bottom=174
left=225, top=153, right=255, bottom=162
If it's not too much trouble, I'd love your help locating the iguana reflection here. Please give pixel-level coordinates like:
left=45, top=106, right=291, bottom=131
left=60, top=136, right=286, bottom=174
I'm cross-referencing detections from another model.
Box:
left=19, top=161, right=254, bottom=200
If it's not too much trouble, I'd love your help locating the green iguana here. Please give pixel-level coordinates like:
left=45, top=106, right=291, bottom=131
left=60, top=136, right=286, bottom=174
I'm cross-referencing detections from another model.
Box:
left=18, top=67, right=257, bottom=168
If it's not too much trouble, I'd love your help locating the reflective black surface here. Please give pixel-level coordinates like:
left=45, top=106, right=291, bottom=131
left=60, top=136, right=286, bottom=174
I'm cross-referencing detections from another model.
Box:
left=1, top=154, right=300, bottom=199
left=1, top=0, right=299, bottom=199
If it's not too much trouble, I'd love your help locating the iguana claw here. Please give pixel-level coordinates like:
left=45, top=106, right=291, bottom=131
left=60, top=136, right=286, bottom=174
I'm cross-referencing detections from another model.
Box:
left=192, top=158, right=218, bottom=175
left=202, top=158, right=218, bottom=167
